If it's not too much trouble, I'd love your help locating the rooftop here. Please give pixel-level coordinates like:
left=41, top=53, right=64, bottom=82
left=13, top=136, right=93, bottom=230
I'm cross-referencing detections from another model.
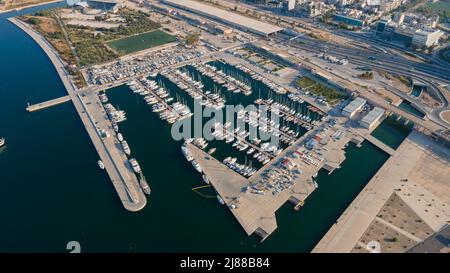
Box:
left=161, top=0, right=283, bottom=35
left=360, top=107, right=384, bottom=125
left=343, top=97, right=366, bottom=114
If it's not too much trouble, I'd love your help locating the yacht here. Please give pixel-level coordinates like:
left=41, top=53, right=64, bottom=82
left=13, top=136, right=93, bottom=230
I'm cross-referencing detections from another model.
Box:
left=0, top=137, right=5, bottom=148
left=121, top=141, right=131, bottom=155
left=112, top=123, right=119, bottom=133
left=97, top=160, right=105, bottom=170
left=181, top=145, right=194, bottom=161
left=192, top=160, right=202, bottom=173
left=202, top=174, right=210, bottom=184
left=140, top=174, right=151, bottom=195
left=129, top=158, right=141, bottom=173
left=216, top=195, right=225, bottom=205
left=117, top=133, right=123, bottom=142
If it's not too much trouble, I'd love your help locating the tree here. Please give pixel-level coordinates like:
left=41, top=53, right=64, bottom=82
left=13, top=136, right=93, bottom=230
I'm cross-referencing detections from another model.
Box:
left=28, top=17, right=40, bottom=25
left=185, top=32, right=200, bottom=45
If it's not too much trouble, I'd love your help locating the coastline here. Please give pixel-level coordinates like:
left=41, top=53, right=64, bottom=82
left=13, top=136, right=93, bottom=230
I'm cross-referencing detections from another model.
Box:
left=0, top=0, right=62, bottom=15
left=9, top=17, right=147, bottom=212
left=312, top=130, right=450, bottom=252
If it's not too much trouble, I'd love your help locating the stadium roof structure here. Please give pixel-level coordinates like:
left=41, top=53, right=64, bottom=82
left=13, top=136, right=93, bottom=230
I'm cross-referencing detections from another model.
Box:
left=162, top=0, right=283, bottom=36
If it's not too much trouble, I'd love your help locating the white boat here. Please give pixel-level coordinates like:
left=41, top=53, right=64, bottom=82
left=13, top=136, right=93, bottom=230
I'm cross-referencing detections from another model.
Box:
left=97, top=160, right=105, bottom=170
left=181, top=145, right=193, bottom=161
left=129, top=158, right=141, bottom=173
left=0, top=137, right=5, bottom=148
left=117, top=133, right=123, bottom=142
left=216, top=195, right=225, bottom=205
left=121, top=141, right=131, bottom=155
left=192, top=160, right=202, bottom=173
left=202, top=174, right=210, bottom=184
left=112, top=123, right=119, bottom=132
left=140, top=174, right=151, bottom=195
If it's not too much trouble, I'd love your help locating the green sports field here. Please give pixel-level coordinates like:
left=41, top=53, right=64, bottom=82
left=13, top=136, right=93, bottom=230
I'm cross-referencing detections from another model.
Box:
left=106, top=30, right=177, bottom=55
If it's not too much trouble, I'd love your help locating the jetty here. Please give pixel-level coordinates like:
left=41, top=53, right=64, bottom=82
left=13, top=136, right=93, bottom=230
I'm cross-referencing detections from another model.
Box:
left=11, top=18, right=147, bottom=212
left=26, top=95, right=71, bottom=112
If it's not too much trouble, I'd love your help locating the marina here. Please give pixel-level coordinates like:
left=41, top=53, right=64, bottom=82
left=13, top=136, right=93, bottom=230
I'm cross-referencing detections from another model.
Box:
left=1, top=1, right=446, bottom=254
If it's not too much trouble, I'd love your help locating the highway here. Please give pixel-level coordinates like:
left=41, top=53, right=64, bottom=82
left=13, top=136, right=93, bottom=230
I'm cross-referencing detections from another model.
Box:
left=274, top=33, right=450, bottom=83
left=269, top=33, right=450, bottom=128
left=254, top=40, right=446, bottom=134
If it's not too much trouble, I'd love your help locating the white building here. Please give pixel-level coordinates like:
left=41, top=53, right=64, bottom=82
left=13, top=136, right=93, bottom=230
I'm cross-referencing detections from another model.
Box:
left=342, top=97, right=366, bottom=118
left=360, top=107, right=385, bottom=129
left=287, top=0, right=296, bottom=11
left=412, top=29, right=443, bottom=48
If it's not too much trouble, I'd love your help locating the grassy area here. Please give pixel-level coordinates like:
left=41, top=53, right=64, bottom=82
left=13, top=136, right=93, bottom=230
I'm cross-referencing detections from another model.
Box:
left=21, top=11, right=88, bottom=87
left=415, top=1, right=450, bottom=21
left=296, top=76, right=347, bottom=104
left=107, top=30, right=177, bottom=55
left=66, top=9, right=162, bottom=65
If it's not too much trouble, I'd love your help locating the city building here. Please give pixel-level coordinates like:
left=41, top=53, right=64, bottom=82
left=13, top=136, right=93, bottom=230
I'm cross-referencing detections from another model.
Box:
left=359, top=107, right=385, bottom=130
left=412, top=29, right=443, bottom=48
left=162, top=0, right=283, bottom=36
left=67, top=0, right=122, bottom=13
left=333, top=14, right=364, bottom=27
left=342, top=97, right=366, bottom=118
left=87, top=0, right=122, bottom=13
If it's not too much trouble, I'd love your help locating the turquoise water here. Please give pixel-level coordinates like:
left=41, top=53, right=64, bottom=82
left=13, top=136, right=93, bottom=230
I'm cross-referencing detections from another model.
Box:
left=0, top=5, right=391, bottom=252
left=399, top=101, right=425, bottom=118
left=411, top=85, right=423, bottom=97
left=371, top=116, right=412, bottom=149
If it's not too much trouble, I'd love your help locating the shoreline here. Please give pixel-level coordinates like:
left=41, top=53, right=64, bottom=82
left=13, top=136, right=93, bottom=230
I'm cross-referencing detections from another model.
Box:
left=0, top=0, right=62, bottom=15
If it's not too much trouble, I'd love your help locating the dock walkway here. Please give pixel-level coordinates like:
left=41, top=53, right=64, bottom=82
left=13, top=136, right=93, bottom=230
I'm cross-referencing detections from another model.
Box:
left=362, top=134, right=396, bottom=156
left=26, top=95, right=71, bottom=112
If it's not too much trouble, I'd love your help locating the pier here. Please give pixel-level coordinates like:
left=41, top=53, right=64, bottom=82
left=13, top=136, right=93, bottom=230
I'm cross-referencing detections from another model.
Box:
left=164, top=71, right=217, bottom=106
left=256, top=99, right=314, bottom=130
left=194, top=63, right=251, bottom=93
left=185, top=116, right=355, bottom=240
left=26, top=95, right=71, bottom=112
left=362, top=134, right=396, bottom=156
left=11, top=18, right=147, bottom=212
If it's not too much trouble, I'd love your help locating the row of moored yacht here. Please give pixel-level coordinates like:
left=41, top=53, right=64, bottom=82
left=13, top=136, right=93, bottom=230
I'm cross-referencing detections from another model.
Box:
left=192, top=63, right=252, bottom=96
left=127, top=78, right=193, bottom=124
left=223, top=157, right=257, bottom=177
left=161, top=70, right=226, bottom=110
left=234, top=63, right=287, bottom=94
left=97, top=92, right=150, bottom=195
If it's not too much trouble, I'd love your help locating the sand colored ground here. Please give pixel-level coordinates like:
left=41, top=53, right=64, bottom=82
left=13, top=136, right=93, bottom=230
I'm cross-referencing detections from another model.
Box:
left=314, top=131, right=450, bottom=253
left=440, top=110, right=450, bottom=125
